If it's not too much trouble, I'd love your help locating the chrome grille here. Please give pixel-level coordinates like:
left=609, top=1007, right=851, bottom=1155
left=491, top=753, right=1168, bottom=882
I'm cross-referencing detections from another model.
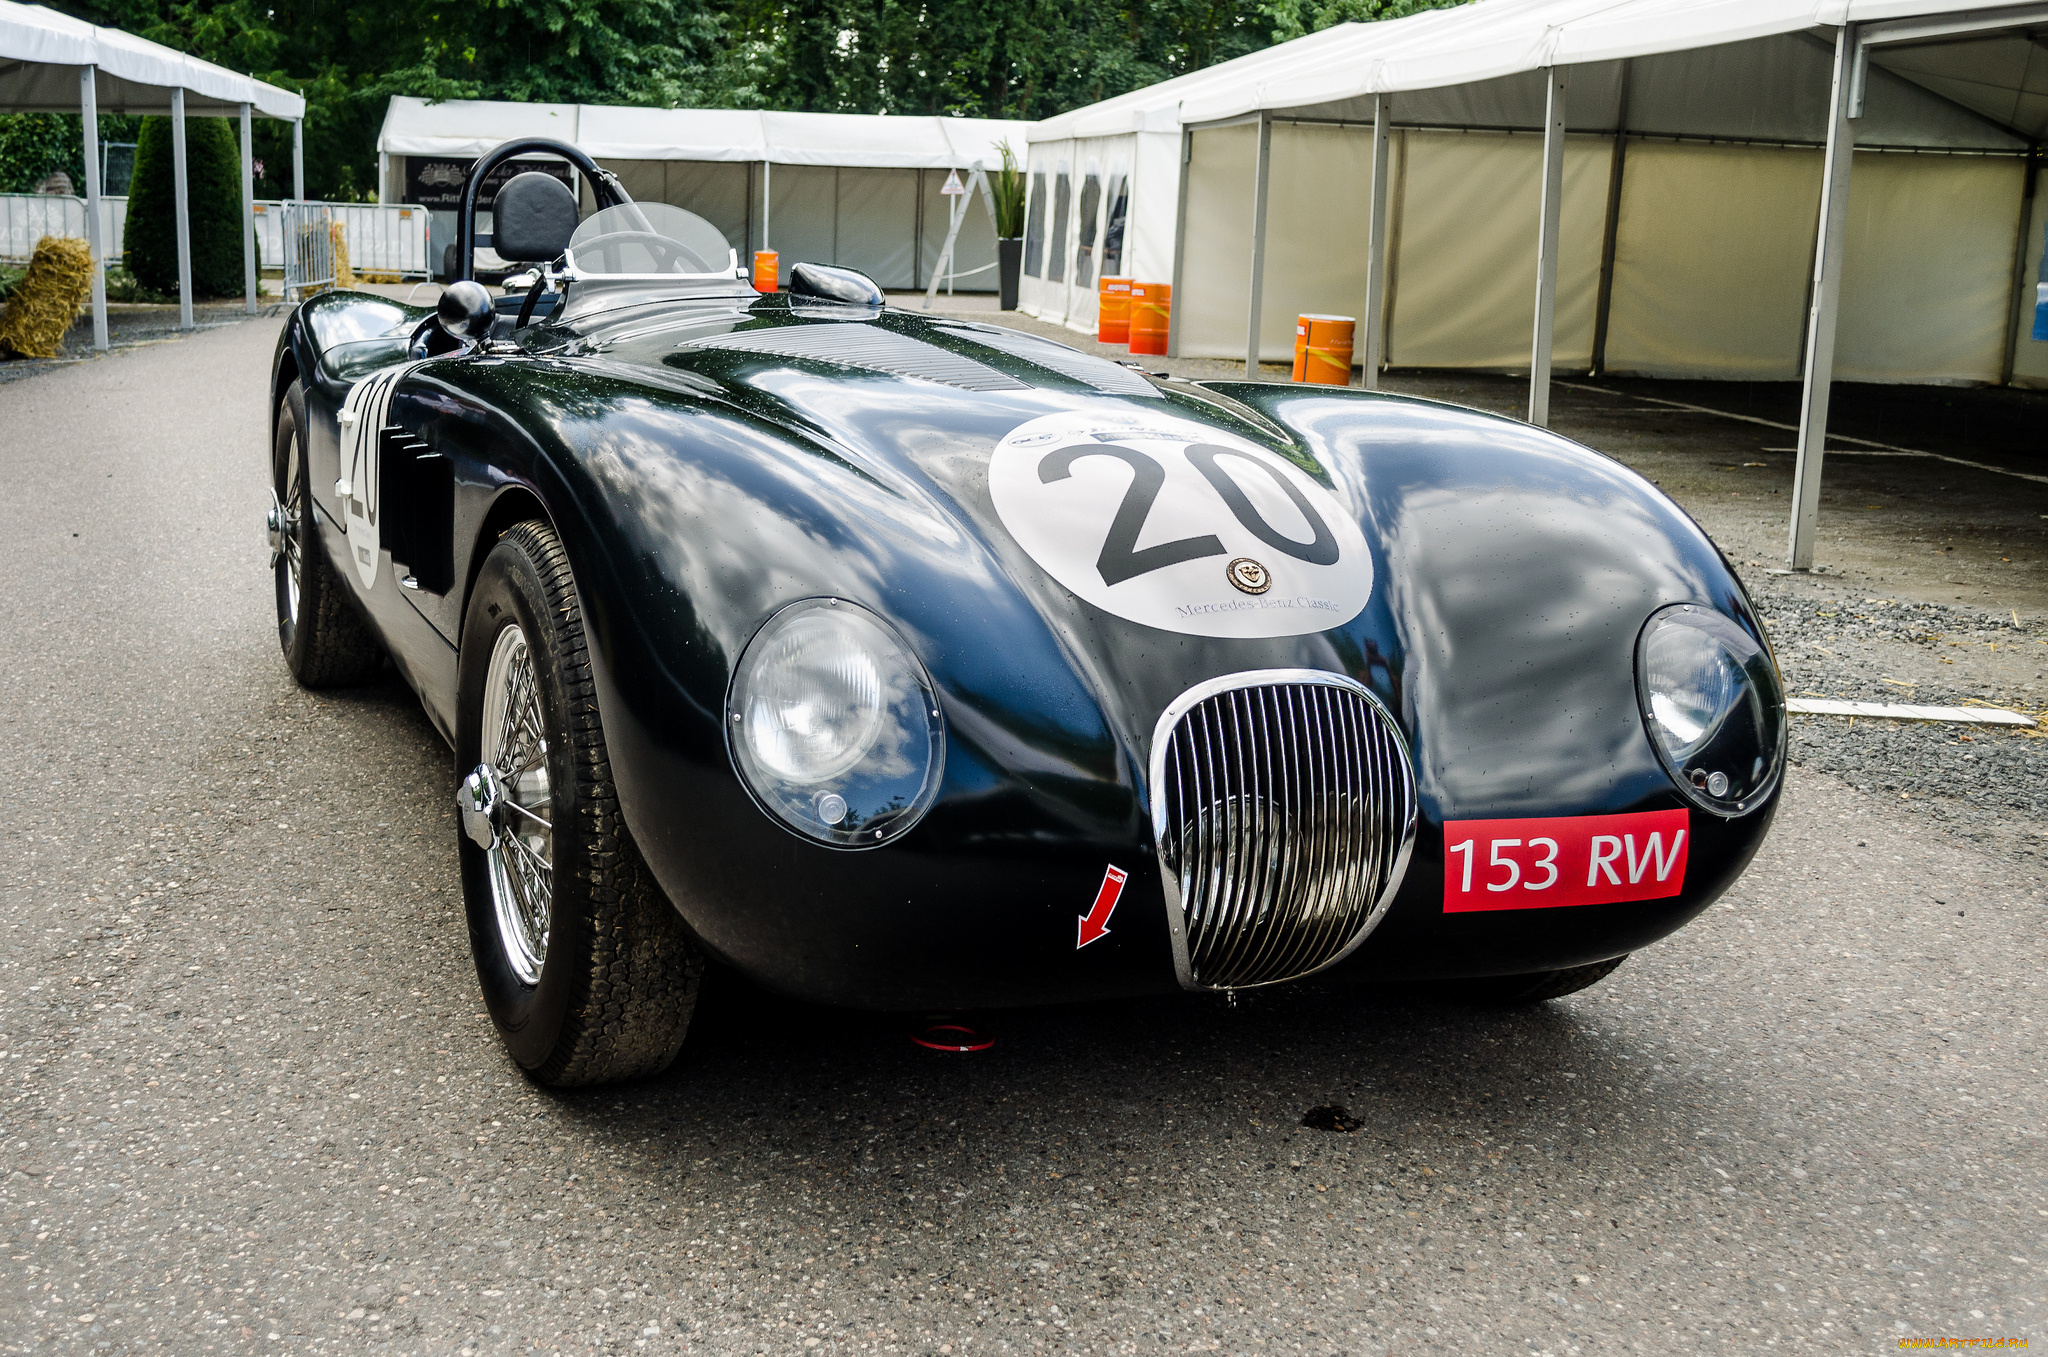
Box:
left=1151, top=672, right=1416, bottom=991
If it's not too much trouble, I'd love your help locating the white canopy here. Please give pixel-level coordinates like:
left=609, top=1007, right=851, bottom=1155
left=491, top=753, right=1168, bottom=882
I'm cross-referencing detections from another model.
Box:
left=1175, top=0, right=2045, bottom=141
left=1019, top=0, right=2048, bottom=576
left=0, top=0, right=305, bottom=118
left=378, top=97, right=1027, bottom=170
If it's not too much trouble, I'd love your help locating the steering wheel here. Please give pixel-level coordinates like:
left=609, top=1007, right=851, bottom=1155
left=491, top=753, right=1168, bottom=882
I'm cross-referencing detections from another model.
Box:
left=579, top=230, right=716, bottom=276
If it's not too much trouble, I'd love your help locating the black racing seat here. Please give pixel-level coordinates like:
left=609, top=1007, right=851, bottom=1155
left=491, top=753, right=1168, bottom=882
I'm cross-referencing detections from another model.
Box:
left=492, top=171, right=580, bottom=262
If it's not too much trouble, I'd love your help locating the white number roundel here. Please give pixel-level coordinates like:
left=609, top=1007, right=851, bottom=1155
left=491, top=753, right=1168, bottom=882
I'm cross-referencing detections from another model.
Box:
left=988, top=410, right=1372, bottom=639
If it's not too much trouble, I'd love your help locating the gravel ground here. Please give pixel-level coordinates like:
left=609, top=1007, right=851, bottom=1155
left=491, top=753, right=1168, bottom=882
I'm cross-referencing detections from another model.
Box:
left=0, top=311, right=2042, bottom=1356
left=1744, top=581, right=2048, bottom=858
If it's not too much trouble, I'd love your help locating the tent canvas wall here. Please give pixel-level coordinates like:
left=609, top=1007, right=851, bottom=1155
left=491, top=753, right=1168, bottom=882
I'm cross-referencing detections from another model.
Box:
left=1171, top=31, right=2037, bottom=387
left=378, top=98, right=1031, bottom=290
left=1025, top=1, right=2046, bottom=389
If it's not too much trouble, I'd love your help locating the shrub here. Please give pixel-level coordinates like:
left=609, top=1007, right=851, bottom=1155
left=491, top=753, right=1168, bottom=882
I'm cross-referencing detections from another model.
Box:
left=125, top=114, right=247, bottom=299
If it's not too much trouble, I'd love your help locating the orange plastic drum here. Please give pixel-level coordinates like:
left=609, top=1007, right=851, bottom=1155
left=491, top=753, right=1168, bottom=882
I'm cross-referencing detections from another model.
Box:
left=1098, top=277, right=1133, bottom=344
left=753, top=250, right=779, bottom=294
left=1128, top=282, right=1172, bottom=356
left=1292, top=314, right=1355, bottom=385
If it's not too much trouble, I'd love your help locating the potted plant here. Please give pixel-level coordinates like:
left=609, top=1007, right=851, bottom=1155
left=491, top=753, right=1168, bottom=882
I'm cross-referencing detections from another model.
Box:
left=992, top=140, right=1026, bottom=311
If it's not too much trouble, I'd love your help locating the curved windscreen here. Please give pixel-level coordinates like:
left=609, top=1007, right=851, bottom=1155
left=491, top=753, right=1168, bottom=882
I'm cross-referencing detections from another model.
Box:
left=566, top=202, right=733, bottom=276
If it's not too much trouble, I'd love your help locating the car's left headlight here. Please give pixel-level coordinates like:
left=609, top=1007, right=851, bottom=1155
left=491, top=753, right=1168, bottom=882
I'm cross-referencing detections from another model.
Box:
left=725, top=598, right=945, bottom=848
left=1635, top=603, right=1784, bottom=817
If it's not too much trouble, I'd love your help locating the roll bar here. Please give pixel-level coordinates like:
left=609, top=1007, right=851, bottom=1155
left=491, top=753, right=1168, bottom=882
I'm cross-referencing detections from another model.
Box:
left=452, top=137, right=634, bottom=284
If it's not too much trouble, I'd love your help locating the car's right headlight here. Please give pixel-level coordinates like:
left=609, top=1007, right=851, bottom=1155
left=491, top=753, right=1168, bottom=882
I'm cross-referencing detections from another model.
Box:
left=725, top=598, right=945, bottom=848
left=1635, top=604, right=1784, bottom=817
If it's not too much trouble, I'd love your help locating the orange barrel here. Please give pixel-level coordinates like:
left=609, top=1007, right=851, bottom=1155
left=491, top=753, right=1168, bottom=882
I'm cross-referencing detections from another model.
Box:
left=1097, top=276, right=1133, bottom=344
left=1128, top=282, right=1172, bottom=356
left=1295, top=313, right=1355, bottom=385
left=753, top=249, right=779, bottom=294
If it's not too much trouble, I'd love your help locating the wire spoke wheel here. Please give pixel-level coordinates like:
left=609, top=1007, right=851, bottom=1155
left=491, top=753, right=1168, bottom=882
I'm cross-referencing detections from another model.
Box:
left=278, top=443, right=303, bottom=624
left=481, top=623, right=553, bottom=985
left=458, top=518, right=703, bottom=1086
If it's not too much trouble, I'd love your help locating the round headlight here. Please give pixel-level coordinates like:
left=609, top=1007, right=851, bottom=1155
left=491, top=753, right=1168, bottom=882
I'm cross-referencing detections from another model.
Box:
left=1635, top=604, right=1784, bottom=817
left=726, top=598, right=945, bottom=848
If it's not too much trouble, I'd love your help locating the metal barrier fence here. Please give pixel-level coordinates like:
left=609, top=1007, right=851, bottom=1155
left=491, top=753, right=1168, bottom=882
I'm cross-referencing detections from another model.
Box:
left=0, top=193, right=128, bottom=263
left=281, top=202, right=337, bottom=302
left=3, top=194, right=426, bottom=281
left=254, top=200, right=428, bottom=279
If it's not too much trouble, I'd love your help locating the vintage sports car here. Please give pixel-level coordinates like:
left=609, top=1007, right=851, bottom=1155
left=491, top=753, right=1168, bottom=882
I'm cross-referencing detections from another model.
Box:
left=265, top=138, right=1785, bottom=1086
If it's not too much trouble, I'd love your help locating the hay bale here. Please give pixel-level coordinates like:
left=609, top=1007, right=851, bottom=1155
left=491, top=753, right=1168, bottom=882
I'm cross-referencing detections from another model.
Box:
left=329, top=221, right=356, bottom=290
left=0, top=235, right=93, bottom=360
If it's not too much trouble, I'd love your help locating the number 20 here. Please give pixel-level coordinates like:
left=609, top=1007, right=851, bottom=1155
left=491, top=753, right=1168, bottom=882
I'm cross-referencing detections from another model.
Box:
left=1037, top=443, right=1340, bottom=587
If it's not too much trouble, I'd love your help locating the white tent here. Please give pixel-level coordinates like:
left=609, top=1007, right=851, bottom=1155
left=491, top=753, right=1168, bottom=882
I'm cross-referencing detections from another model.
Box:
left=377, top=98, right=1033, bottom=290
left=1017, top=25, right=1367, bottom=333
left=0, top=0, right=306, bottom=343
left=1027, top=0, right=2048, bottom=568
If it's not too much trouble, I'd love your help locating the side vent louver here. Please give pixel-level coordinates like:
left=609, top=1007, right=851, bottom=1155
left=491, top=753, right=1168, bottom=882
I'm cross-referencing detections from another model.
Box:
left=693, top=323, right=1028, bottom=392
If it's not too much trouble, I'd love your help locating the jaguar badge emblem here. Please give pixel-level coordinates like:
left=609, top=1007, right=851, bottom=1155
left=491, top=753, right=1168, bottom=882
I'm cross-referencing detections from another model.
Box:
left=1226, top=557, right=1271, bottom=595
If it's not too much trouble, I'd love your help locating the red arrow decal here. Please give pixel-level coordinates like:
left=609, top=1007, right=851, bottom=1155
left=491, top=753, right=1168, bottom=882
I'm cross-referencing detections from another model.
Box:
left=1077, top=865, right=1129, bottom=949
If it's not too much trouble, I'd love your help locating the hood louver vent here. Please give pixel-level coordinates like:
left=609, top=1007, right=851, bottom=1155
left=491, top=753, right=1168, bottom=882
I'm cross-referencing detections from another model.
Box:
left=949, top=326, right=1162, bottom=399
left=693, top=323, right=1028, bottom=393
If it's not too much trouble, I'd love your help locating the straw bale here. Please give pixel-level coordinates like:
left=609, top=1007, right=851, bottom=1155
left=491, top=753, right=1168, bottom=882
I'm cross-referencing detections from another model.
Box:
left=330, top=222, right=356, bottom=290
left=0, top=236, right=93, bottom=360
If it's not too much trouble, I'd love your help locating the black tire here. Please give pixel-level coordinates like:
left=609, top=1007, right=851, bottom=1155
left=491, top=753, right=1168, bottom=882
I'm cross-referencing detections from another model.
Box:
left=1440, top=955, right=1628, bottom=1005
left=457, top=519, right=705, bottom=1087
left=272, top=380, right=384, bottom=686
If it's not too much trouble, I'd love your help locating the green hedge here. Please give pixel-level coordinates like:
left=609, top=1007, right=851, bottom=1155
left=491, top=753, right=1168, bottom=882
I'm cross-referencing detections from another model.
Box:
left=125, top=115, right=246, bottom=299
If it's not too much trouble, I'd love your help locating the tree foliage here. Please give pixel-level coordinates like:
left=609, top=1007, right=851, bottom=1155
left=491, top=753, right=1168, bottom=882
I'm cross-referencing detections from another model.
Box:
left=125, top=112, right=247, bottom=297
left=16, top=0, right=1466, bottom=201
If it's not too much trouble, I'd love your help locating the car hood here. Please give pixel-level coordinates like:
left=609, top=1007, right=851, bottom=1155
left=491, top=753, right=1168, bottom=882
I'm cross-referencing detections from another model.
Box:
left=511, top=292, right=1762, bottom=827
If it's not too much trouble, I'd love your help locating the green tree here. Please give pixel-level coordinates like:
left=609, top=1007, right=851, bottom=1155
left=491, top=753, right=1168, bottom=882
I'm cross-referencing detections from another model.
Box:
left=125, top=113, right=246, bottom=297
left=0, top=114, right=86, bottom=193
left=39, top=0, right=1473, bottom=197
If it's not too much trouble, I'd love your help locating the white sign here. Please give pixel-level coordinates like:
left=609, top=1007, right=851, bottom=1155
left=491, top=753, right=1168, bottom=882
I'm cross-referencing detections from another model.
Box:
left=940, top=169, right=967, bottom=196
left=988, top=410, right=1372, bottom=639
left=335, top=360, right=426, bottom=590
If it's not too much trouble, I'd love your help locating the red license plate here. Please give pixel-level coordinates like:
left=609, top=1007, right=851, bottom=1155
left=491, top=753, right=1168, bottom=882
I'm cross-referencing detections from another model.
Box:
left=1443, top=809, right=1689, bottom=913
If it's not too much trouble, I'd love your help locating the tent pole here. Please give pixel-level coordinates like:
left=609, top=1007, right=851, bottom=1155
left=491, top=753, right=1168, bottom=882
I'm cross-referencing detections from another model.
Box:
left=1245, top=111, right=1273, bottom=379
left=1168, top=128, right=1192, bottom=358
left=79, top=65, right=108, bottom=353
left=1528, top=66, right=1567, bottom=426
left=762, top=160, right=772, bottom=251
left=171, top=87, right=193, bottom=331
left=292, top=119, right=303, bottom=201
left=1590, top=60, right=1632, bottom=377
left=240, top=102, right=257, bottom=315
left=1788, top=25, right=1862, bottom=572
left=1359, top=94, right=1391, bottom=389
left=1998, top=145, right=2040, bottom=387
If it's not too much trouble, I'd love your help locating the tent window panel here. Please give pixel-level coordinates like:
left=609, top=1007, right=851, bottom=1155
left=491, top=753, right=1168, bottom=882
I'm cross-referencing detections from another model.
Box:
left=1101, top=172, right=1129, bottom=278
left=836, top=167, right=919, bottom=289
left=1024, top=171, right=1048, bottom=277
left=1604, top=140, right=1818, bottom=379
left=1048, top=171, right=1071, bottom=283
left=662, top=161, right=751, bottom=258
left=1836, top=152, right=2020, bottom=383
left=1384, top=130, right=1604, bottom=371
left=1074, top=171, right=1101, bottom=288
left=919, top=170, right=1000, bottom=292
left=768, top=164, right=838, bottom=274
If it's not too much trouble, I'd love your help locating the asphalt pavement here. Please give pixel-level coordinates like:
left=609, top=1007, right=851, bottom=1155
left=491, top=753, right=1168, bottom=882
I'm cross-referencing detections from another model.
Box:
left=0, top=316, right=2042, bottom=1355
